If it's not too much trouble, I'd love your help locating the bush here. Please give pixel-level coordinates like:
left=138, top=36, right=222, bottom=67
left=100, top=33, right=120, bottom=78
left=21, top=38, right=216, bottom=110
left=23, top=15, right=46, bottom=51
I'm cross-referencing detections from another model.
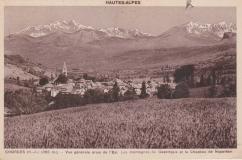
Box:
left=83, top=73, right=97, bottom=82
left=53, top=93, right=86, bottom=109
left=157, top=84, right=172, bottom=99
left=84, top=89, right=105, bottom=104
left=208, top=80, right=236, bottom=98
left=39, top=77, right=49, bottom=86
left=220, top=81, right=236, bottom=97
left=4, top=89, right=49, bottom=115
left=174, top=65, right=194, bottom=87
left=173, top=82, right=190, bottom=99
left=208, top=85, right=218, bottom=98
left=103, top=91, right=114, bottom=103
left=122, top=88, right=138, bottom=101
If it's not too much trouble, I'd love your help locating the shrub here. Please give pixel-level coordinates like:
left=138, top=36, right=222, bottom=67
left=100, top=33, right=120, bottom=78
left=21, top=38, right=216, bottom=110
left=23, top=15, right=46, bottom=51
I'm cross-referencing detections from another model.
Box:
left=207, top=79, right=236, bottom=98
left=4, top=89, right=49, bottom=115
left=83, top=73, right=97, bottom=82
left=220, top=81, right=236, bottom=97
left=173, top=82, right=190, bottom=99
left=157, top=84, right=172, bottom=99
left=39, top=77, right=49, bottom=86
left=53, top=93, right=86, bottom=109
left=174, top=65, right=194, bottom=87
left=122, top=88, right=138, bottom=101
left=103, top=90, right=114, bottom=103
left=84, top=89, right=105, bottom=104
left=208, top=85, right=218, bottom=98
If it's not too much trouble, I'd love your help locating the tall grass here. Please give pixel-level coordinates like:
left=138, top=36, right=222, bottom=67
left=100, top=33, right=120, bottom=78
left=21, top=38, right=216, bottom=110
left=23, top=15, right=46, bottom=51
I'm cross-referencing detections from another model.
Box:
left=4, top=98, right=236, bottom=148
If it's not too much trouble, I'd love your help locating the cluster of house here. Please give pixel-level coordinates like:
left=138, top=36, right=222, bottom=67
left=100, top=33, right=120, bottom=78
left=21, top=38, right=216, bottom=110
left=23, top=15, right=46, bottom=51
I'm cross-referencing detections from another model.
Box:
left=31, top=60, right=237, bottom=98
left=35, top=62, right=177, bottom=98
left=36, top=77, right=177, bottom=98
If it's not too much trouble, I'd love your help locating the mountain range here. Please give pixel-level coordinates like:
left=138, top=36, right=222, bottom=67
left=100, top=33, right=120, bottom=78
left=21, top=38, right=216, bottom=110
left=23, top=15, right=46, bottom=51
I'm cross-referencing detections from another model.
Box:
left=5, top=20, right=236, bottom=77
left=11, top=20, right=235, bottom=39
left=13, top=20, right=152, bottom=39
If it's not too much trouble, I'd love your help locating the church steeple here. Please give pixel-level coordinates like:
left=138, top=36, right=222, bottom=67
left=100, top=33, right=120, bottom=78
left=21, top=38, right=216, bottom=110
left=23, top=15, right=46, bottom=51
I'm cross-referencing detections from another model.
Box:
left=62, top=62, right=67, bottom=77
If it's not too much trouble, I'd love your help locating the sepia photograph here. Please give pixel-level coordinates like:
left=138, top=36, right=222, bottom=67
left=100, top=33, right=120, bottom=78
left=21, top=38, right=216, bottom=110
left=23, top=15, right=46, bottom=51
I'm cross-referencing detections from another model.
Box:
left=3, top=4, right=237, bottom=149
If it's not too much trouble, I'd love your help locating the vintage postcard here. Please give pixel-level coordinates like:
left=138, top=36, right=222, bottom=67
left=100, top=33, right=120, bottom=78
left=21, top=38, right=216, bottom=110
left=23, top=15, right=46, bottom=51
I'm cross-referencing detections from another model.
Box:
left=0, top=0, right=242, bottom=159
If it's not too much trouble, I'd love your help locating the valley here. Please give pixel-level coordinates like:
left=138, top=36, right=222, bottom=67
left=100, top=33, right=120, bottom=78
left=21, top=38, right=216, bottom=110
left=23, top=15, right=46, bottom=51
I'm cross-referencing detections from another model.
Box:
left=3, top=6, right=237, bottom=150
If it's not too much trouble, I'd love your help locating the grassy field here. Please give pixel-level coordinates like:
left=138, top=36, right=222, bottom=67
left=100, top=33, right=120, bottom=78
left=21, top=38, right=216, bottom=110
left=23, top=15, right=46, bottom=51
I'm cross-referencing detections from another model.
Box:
left=4, top=97, right=236, bottom=148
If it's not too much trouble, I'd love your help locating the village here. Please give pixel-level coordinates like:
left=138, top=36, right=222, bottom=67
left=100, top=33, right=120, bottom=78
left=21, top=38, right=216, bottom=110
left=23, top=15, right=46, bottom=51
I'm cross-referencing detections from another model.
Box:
left=4, top=58, right=236, bottom=117
left=32, top=53, right=237, bottom=101
left=36, top=62, right=177, bottom=98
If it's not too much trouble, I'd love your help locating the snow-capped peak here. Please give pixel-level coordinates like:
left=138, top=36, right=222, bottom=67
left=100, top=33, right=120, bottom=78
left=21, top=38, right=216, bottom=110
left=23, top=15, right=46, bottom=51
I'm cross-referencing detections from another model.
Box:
left=185, top=21, right=236, bottom=38
left=14, top=20, right=151, bottom=39
left=99, top=27, right=152, bottom=39
left=16, top=20, right=94, bottom=37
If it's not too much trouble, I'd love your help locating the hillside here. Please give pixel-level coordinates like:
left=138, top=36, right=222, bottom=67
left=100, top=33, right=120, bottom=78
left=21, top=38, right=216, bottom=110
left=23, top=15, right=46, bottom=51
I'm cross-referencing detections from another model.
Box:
left=4, top=54, right=53, bottom=81
left=4, top=20, right=236, bottom=76
left=4, top=97, right=236, bottom=148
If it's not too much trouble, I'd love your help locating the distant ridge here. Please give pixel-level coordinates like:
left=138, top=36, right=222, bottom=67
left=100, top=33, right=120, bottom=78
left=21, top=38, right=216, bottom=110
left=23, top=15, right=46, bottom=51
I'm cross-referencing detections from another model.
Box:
left=5, top=20, right=236, bottom=74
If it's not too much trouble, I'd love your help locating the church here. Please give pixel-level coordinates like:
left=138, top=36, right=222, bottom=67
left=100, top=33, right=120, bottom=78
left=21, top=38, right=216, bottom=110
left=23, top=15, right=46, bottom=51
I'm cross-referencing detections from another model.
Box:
left=62, top=62, right=68, bottom=77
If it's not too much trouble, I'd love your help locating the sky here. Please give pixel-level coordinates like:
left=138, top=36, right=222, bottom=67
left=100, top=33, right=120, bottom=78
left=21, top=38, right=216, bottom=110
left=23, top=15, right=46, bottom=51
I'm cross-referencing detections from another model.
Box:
left=4, top=6, right=236, bottom=36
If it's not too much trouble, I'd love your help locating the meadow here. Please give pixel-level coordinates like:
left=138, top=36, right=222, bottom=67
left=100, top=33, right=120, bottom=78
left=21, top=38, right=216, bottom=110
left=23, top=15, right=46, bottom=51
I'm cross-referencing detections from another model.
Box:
left=4, top=97, right=236, bottom=148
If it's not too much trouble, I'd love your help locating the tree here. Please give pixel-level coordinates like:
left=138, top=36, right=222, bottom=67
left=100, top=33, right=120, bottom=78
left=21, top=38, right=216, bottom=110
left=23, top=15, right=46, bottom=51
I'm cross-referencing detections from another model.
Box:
left=104, top=90, right=113, bottom=103
left=54, top=93, right=86, bottom=109
left=163, top=75, right=166, bottom=83
left=166, top=74, right=171, bottom=83
left=221, top=77, right=226, bottom=85
left=112, top=81, right=120, bottom=101
left=220, top=80, right=236, bottom=97
left=4, top=89, right=49, bottom=115
left=211, top=69, right=216, bottom=85
left=16, top=76, right=20, bottom=85
left=83, top=73, right=88, bottom=80
left=84, top=89, right=105, bottom=104
left=122, top=88, right=138, bottom=101
left=157, top=84, right=172, bottom=99
left=140, top=81, right=148, bottom=98
left=50, top=73, right=55, bottom=81
left=83, top=73, right=96, bottom=82
left=207, top=75, right=213, bottom=86
left=208, top=85, right=217, bottom=98
left=207, top=69, right=218, bottom=98
left=39, top=77, right=49, bottom=86
left=174, top=65, right=194, bottom=87
left=200, top=74, right=205, bottom=87
left=163, top=73, right=170, bottom=83
left=55, top=74, right=68, bottom=84
left=173, top=82, right=190, bottom=99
